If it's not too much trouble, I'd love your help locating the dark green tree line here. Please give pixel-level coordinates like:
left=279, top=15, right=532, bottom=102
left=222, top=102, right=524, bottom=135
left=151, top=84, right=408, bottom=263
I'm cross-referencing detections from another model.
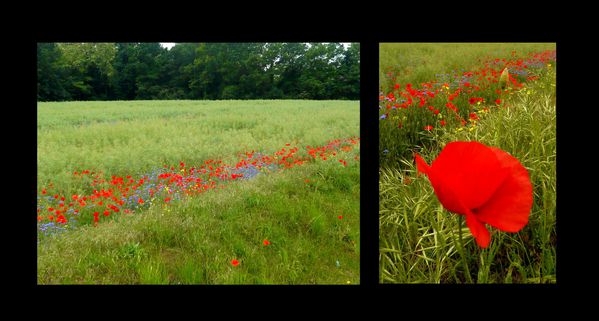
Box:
left=37, top=42, right=360, bottom=101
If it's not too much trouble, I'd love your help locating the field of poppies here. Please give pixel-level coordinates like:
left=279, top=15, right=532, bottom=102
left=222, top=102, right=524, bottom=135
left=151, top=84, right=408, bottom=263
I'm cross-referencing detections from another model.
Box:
left=37, top=100, right=360, bottom=284
left=379, top=43, right=556, bottom=283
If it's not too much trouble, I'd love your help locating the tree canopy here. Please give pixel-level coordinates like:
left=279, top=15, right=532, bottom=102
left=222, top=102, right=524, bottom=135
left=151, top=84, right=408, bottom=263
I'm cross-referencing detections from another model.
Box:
left=37, top=42, right=360, bottom=101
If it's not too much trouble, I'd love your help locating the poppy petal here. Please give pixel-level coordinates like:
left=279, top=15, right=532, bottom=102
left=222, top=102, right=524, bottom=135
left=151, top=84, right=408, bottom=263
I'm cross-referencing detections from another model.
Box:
left=429, top=173, right=468, bottom=214
left=414, top=153, right=431, bottom=176
left=431, top=142, right=509, bottom=210
left=417, top=152, right=467, bottom=214
left=473, top=147, right=532, bottom=232
left=465, top=211, right=491, bottom=248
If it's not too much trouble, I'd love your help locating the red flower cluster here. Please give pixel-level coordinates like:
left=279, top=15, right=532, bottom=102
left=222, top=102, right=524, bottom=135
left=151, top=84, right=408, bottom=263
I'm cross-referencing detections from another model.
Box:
left=468, top=97, right=484, bottom=105
left=380, top=50, right=556, bottom=131
left=37, top=137, right=360, bottom=229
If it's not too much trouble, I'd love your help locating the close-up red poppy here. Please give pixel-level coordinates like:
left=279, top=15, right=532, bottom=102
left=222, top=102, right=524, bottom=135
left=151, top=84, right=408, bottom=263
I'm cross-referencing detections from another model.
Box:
left=379, top=44, right=555, bottom=283
left=414, top=141, right=533, bottom=248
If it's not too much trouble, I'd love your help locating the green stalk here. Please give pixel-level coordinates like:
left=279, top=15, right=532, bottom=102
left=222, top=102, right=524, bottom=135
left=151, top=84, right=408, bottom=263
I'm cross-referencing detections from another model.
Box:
left=456, top=215, right=474, bottom=284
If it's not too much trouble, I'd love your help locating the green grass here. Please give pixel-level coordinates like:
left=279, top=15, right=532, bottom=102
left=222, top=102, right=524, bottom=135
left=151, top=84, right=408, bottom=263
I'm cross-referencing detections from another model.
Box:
left=379, top=43, right=556, bottom=90
left=379, top=45, right=556, bottom=283
left=38, top=100, right=357, bottom=187
left=37, top=100, right=360, bottom=284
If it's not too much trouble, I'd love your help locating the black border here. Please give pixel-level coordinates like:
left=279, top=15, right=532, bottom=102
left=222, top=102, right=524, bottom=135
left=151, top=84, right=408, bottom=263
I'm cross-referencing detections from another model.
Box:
left=360, top=41, right=379, bottom=287
left=22, top=24, right=574, bottom=303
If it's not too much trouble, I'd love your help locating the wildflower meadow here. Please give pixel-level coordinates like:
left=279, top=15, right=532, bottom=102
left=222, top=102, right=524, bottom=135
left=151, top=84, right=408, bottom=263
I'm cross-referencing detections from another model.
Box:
left=379, top=43, right=556, bottom=283
left=37, top=100, right=360, bottom=284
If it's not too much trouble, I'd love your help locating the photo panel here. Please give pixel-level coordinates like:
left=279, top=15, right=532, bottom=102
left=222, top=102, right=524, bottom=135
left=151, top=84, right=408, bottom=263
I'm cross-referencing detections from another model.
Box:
left=36, top=42, right=360, bottom=285
left=378, top=43, right=556, bottom=284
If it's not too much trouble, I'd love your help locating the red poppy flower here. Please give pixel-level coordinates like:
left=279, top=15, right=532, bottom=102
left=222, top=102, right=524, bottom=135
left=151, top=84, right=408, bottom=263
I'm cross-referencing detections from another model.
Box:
left=446, top=102, right=457, bottom=112
left=263, top=239, right=270, bottom=246
left=414, top=141, right=532, bottom=248
left=338, top=215, right=343, bottom=219
left=424, top=125, right=434, bottom=131
left=231, top=259, right=240, bottom=267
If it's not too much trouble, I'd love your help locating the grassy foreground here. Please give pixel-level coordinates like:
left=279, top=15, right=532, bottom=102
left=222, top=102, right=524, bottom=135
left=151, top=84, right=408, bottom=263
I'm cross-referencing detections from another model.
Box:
left=379, top=44, right=556, bottom=283
left=37, top=100, right=360, bottom=284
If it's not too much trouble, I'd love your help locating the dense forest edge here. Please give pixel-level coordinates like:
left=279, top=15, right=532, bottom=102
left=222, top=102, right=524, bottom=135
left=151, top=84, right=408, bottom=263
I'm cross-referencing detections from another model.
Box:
left=37, top=42, right=360, bottom=101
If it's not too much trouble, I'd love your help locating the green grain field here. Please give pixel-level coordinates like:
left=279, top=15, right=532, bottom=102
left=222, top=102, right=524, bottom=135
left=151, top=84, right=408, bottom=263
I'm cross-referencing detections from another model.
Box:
left=37, top=100, right=360, bottom=285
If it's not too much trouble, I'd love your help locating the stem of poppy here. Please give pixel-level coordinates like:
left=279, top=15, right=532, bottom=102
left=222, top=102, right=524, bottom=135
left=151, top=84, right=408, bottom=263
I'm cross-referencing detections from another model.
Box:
left=457, top=215, right=474, bottom=284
